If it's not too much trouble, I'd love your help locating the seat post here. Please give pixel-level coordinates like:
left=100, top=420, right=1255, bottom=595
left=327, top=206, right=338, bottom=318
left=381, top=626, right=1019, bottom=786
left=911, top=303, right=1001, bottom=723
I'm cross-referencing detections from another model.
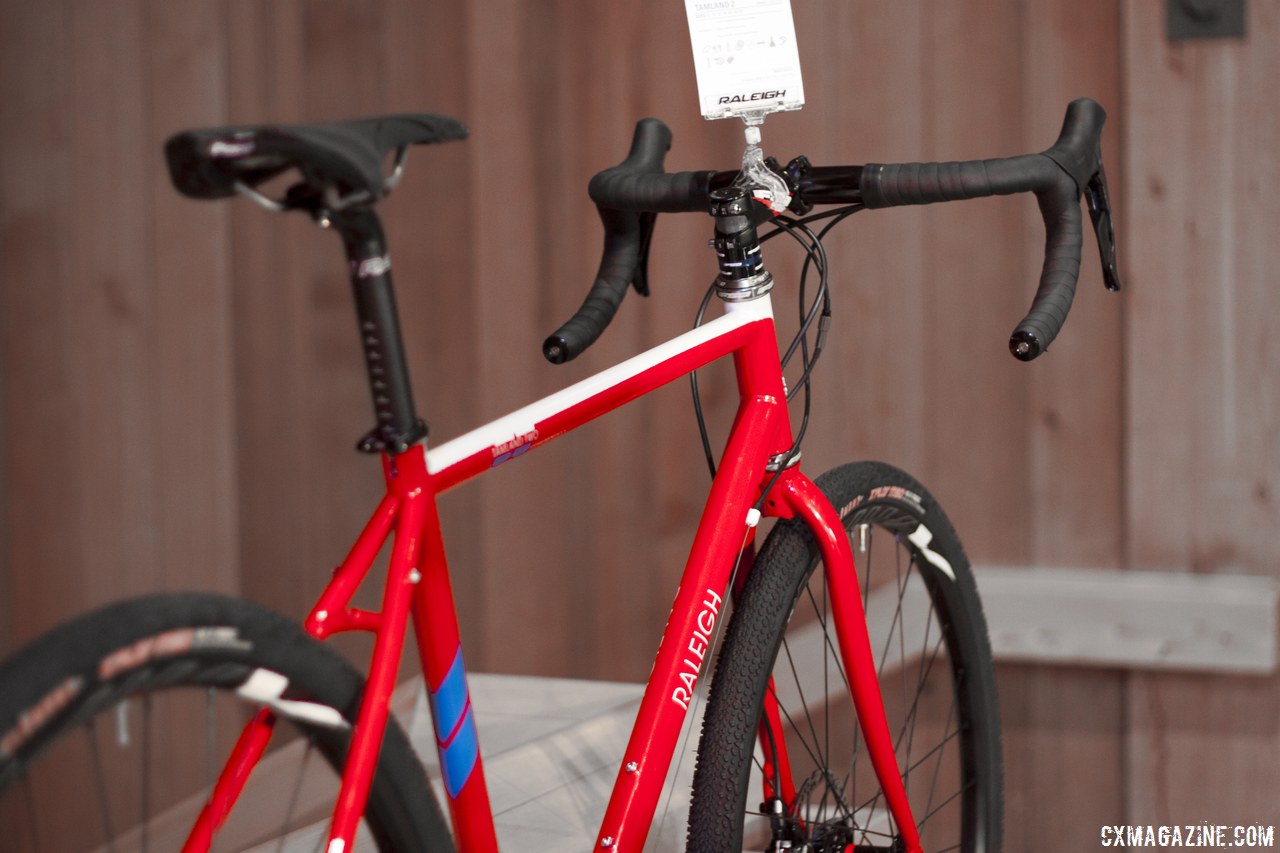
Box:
left=328, top=206, right=427, bottom=455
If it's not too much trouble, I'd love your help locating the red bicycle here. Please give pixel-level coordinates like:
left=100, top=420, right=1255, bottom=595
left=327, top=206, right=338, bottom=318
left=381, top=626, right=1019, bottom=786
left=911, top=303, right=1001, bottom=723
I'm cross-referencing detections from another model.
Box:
left=0, top=98, right=1118, bottom=852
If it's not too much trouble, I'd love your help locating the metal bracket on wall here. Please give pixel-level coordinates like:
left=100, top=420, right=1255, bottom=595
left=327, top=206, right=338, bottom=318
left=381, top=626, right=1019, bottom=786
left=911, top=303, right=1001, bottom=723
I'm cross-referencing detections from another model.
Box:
left=1167, top=0, right=1246, bottom=41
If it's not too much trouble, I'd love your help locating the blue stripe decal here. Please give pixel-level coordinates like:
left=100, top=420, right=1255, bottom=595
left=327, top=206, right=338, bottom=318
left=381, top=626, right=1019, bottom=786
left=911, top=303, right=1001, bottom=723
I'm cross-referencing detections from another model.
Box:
left=429, top=647, right=468, bottom=742
left=440, top=706, right=479, bottom=798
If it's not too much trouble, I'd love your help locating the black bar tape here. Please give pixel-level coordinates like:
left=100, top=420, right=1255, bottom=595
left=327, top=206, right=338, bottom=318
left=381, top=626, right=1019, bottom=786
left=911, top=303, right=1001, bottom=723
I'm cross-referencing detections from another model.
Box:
left=860, top=154, right=1058, bottom=208
left=543, top=208, right=640, bottom=364
left=587, top=118, right=712, bottom=213
left=589, top=168, right=712, bottom=213
left=858, top=98, right=1106, bottom=361
left=544, top=118, right=714, bottom=364
left=1010, top=180, right=1083, bottom=360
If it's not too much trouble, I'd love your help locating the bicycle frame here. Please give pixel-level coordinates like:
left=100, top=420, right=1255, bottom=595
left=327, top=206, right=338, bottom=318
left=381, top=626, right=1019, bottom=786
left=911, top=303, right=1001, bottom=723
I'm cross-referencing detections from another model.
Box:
left=183, top=294, right=924, bottom=853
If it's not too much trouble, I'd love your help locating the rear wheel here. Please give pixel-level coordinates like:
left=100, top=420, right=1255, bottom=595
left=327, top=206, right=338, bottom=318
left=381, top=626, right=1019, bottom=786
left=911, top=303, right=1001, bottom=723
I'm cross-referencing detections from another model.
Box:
left=0, top=593, right=453, bottom=852
left=688, top=462, right=1002, bottom=852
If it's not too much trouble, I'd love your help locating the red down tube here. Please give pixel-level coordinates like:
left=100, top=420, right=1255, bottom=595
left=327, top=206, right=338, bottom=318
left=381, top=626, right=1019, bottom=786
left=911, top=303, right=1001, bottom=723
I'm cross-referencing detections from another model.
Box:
left=594, top=395, right=785, bottom=853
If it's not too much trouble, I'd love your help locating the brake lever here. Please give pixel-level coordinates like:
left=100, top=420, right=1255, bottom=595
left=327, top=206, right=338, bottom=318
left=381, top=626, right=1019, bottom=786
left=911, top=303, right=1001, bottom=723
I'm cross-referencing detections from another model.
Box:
left=1085, top=160, right=1122, bottom=292
left=631, top=211, right=657, bottom=296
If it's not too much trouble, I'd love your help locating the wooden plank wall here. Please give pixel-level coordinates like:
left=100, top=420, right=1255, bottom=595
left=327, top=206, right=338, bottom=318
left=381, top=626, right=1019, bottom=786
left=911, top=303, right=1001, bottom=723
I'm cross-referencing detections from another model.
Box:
left=1122, top=0, right=1280, bottom=830
left=0, top=1, right=1274, bottom=847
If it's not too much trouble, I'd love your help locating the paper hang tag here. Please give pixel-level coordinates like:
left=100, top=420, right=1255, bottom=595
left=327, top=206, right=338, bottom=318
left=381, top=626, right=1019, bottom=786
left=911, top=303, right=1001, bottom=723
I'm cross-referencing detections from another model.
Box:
left=684, top=0, right=805, bottom=122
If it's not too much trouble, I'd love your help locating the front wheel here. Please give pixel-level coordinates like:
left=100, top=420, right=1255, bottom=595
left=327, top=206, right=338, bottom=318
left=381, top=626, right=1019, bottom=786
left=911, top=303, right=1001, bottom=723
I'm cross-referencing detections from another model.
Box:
left=688, top=461, right=1002, bottom=852
left=0, top=593, right=453, bottom=852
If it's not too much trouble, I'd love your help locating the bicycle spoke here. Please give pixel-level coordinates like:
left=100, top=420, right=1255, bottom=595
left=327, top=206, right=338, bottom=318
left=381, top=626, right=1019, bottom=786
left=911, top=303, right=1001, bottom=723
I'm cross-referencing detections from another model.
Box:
left=873, top=541, right=912, bottom=680
left=764, top=677, right=850, bottom=822
left=279, top=738, right=318, bottom=852
left=141, top=693, right=152, bottom=853
left=20, top=772, right=42, bottom=853
left=900, top=586, right=938, bottom=795
left=893, top=629, right=946, bottom=756
left=849, top=722, right=968, bottom=822
left=822, top=571, right=831, bottom=802
left=802, top=583, right=853, bottom=695
left=921, top=689, right=958, bottom=829
left=895, top=544, right=911, bottom=794
left=903, top=724, right=966, bottom=779
left=768, top=697, right=856, bottom=829
left=780, top=638, right=826, bottom=773
left=87, top=717, right=119, bottom=853
left=779, top=643, right=859, bottom=828
left=917, top=778, right=974, bottom=827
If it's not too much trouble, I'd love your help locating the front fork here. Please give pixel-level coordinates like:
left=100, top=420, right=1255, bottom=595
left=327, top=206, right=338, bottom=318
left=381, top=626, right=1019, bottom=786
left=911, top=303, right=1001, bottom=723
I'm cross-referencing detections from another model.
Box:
left=754, top=469, right=924, bottom=853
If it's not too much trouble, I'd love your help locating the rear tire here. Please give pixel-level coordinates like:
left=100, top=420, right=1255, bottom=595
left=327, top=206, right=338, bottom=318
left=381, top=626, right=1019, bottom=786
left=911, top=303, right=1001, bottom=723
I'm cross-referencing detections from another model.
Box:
left=688, top=462, right=1002, bottom=852
left=0, top=593, right=453, bottom=852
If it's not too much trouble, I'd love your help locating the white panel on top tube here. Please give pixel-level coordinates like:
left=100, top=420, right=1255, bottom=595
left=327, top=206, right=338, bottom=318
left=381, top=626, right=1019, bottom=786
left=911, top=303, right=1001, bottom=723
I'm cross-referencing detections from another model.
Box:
left=425, top=296, right=773, bottom=475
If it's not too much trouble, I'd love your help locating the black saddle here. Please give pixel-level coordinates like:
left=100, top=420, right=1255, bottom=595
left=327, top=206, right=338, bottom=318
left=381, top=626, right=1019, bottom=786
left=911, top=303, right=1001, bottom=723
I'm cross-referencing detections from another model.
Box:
left=165, top=113, right=467, bottom=206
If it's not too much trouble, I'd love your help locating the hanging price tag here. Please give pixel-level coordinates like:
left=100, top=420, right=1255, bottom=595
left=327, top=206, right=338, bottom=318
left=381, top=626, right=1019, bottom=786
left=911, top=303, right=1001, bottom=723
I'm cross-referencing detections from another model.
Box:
left=684, top=0, right=805, bottom=121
